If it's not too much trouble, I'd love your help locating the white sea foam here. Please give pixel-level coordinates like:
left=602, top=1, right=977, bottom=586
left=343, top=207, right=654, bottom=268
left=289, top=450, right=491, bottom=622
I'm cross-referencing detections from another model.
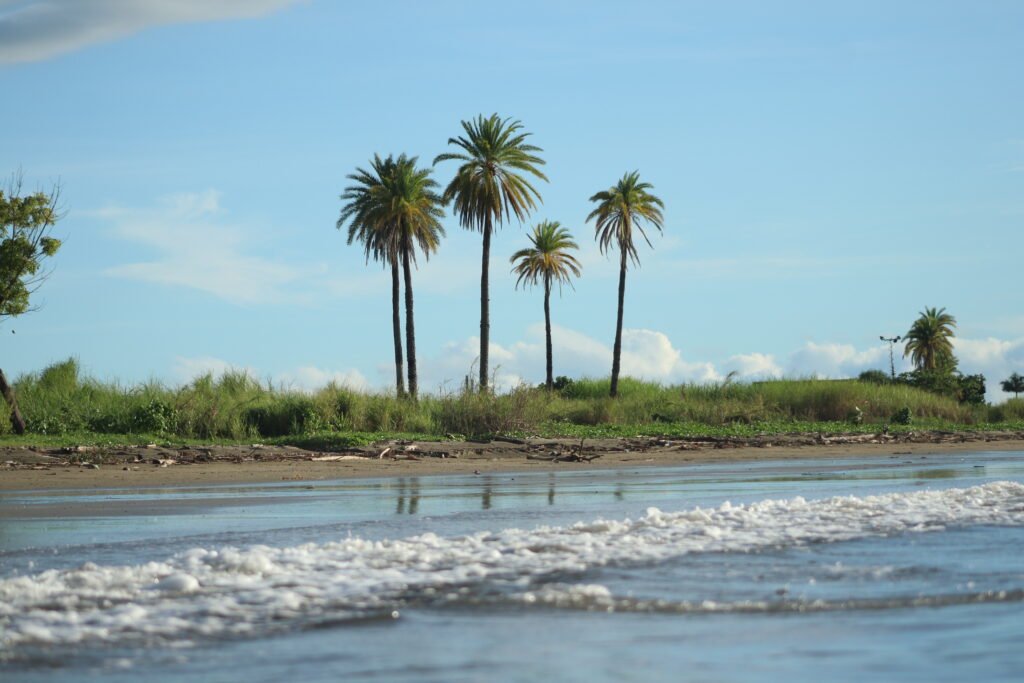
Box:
left=2, top=481, right=1023, bottom=650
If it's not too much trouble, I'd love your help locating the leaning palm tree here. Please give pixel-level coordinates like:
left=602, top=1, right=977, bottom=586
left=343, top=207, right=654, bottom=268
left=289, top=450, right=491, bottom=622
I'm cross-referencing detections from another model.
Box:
left=434, top=114, right=547, bottom=390
left=510, top=221, right=582, bottom=390
left=338, top=155, right=405, bottom=396
left=338, top=154, right=445, bottom=398
left=586, top=171, right=664, bottom=398
left=903, top=306, right=957, bottom=371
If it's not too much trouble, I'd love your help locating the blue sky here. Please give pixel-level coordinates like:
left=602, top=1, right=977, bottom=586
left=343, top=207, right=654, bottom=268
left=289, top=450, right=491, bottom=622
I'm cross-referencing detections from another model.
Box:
left=1, top=0, right=1022, bottom=397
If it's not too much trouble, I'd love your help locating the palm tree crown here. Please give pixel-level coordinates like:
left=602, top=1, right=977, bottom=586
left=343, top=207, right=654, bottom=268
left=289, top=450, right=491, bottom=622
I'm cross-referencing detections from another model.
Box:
left=434, top=114, right=547, bottom=231
left=510, top=221, right=582, bottom=292
left=903, top=306, right=957, bottom=371
left=434, top=113, right=547, bottom=390
left=339, top=154, right=444, bottom=262
left=587, top=171, right=665, bottom=264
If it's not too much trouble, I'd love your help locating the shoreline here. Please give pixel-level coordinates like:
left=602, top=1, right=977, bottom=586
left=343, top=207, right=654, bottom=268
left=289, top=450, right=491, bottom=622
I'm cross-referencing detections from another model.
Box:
left=3, top=432, right=1023, bottom=492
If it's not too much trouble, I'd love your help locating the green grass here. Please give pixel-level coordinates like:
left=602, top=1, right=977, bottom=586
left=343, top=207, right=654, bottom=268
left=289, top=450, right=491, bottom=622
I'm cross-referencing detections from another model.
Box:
left=1, top=358, right=1021, bottom=446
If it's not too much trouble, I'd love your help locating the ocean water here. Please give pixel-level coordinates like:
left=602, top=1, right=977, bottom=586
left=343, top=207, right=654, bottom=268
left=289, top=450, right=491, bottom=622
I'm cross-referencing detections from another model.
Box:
left=2, top=451, right=1023, bottom=682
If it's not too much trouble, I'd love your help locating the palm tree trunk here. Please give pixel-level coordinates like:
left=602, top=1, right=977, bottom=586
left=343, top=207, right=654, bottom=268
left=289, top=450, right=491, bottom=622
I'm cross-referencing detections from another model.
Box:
left=479, top=214, right=492, bottom=391
left=390, top=261, right=405, bottom=397
left=0, top=368, right=26, bottom=434
left=544, top=273, right=553, bottom=390
left=610, top=249, right=627, bottom=398
left=401, top=246, right=418, bottom=400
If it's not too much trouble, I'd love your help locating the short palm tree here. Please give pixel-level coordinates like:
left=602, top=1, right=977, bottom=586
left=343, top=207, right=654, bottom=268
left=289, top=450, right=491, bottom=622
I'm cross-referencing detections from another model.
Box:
left=434, top=113, right=547, bottom=391
left=338, top=154, right=445, bottom=399
left=903, top=307, right=957, bottom=371
left=586, top=171, right=664, bottom=398
left=510, top=221, right=582, bottom=389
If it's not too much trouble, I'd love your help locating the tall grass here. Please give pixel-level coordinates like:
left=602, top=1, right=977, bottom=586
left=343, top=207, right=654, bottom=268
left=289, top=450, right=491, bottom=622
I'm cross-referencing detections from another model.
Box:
left=2, top=359, right=1019, bottom=441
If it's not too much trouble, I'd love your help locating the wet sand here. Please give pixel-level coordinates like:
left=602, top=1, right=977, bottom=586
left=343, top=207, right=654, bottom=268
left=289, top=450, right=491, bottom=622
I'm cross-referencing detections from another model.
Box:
left=3, top=433, right=1022, bottom=492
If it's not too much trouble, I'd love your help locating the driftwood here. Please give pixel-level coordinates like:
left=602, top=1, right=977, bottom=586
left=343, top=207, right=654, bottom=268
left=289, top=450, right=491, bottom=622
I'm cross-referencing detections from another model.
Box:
left=525, top=438, right=603, bottom=463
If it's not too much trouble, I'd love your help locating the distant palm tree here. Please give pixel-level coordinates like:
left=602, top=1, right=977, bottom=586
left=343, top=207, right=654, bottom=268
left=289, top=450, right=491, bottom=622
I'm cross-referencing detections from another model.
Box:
left=903, top=307, right=957, bottom=371
left=434, top=114, right=547, bottom=391
left=338, top=154, right=445, bottom=399
left=587, top=171, right=664, bottom=398
left=510, top=221, right=582, bottom=389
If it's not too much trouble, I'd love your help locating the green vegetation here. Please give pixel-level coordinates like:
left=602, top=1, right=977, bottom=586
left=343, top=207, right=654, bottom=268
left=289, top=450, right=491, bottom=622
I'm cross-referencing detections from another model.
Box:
left=434, top=114, right=548, bottom=391
left=587, top=171, right=665, bottom=398
left=4, top=359, right=1022, bottom=447
left=510, top=221, right=582, bottom=390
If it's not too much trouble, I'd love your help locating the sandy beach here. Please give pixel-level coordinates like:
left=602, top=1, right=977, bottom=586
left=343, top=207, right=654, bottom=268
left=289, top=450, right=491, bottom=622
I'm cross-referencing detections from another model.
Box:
left=3, top=431, right=1022, bottom=492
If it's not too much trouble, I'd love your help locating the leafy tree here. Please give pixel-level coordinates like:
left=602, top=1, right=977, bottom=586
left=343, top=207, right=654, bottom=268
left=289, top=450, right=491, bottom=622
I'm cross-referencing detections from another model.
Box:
left=586, top=171, right=664, bottom=398
left=0, top=175, right=63, bottom=433
left=434, top=114, right=547, bottom=391
left=1001, top=372, right=1024, bottom=398
left=338, top=155, right=445, bottom=399
left=903, top=307, right=957, bottom=371
left=510, top=221, right=582, bottom=389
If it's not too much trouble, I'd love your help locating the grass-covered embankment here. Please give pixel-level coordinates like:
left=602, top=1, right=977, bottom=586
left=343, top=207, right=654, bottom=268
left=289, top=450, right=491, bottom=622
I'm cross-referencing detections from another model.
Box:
left=3, top=358, right=1024, bottom=447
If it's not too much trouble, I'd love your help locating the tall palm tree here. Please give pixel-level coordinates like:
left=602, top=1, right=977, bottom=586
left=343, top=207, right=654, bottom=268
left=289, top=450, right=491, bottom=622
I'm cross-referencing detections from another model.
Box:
left=386, top=155, right=445, bottom=399
left=338, top=155, right=405, bottom=396
left=510, top=221, right=582, bottom=390
left=903, top=306, right=957, bottom=371
left=586, top=171, right=664, bottom=398
left=338, top=154, right=445, bottom=399
left=434, top=114, right=547, bottom=390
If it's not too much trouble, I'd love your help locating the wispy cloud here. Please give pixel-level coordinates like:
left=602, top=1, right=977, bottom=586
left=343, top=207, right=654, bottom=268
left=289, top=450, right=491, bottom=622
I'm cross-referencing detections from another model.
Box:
left=0, top=0, right=303, bottom=65
left=102, top=190, right=325, bottom=306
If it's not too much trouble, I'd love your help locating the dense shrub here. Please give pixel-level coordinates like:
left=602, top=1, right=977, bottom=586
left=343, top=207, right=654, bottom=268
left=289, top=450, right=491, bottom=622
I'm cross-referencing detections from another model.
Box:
left=858, top=369, right=891, bottom=384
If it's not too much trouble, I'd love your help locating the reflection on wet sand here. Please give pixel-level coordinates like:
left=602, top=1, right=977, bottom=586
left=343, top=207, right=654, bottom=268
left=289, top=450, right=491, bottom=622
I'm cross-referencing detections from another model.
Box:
left=390, top=472, right=638, bottom=513
left=395, top=477, right=421, bottom=515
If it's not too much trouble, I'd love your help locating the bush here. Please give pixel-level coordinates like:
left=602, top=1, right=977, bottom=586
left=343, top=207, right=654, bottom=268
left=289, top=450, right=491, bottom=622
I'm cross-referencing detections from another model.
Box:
left=891, top=407, right=912, bottom=425
left=858, top=369, right=891, bottom=384
left=896, top=369, right=986, bottom=405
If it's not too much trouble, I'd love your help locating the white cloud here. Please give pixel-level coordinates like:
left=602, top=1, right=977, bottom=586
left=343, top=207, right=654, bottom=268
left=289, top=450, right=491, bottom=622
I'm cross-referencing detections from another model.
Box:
left=171, top=355, right=256, bottom=384
left=275, top=365, right=369, bottom=392
left=422, top=324, right=719, bottom=391
left=0, top=0, right=303, bottom=65
left=172, top=356, right=368, bottom=393
left=786, top=341, right=895, bottom=379
left=724, top=352, right=782, bottom=380
left=953, top=337, right=1024, bottom=398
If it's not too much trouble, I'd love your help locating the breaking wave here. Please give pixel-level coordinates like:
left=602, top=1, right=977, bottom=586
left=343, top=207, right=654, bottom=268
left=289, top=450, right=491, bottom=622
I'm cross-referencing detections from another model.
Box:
left=3, top=481, right=1023, bottom=651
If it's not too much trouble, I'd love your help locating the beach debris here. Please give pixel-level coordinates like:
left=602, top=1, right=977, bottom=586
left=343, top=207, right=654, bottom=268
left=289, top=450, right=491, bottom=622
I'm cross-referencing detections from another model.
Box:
left=526, top=438, right=602, bottom=463
left=311, top=454, right=366, bottom=461
left=377, top=446, right=392, bottom=459
left=152, top=458, right=176, bottom=467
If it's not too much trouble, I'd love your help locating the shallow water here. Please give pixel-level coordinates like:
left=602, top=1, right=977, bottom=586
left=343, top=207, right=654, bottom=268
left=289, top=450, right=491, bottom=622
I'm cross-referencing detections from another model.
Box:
left=2, top=451, right=1023, bottom=681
